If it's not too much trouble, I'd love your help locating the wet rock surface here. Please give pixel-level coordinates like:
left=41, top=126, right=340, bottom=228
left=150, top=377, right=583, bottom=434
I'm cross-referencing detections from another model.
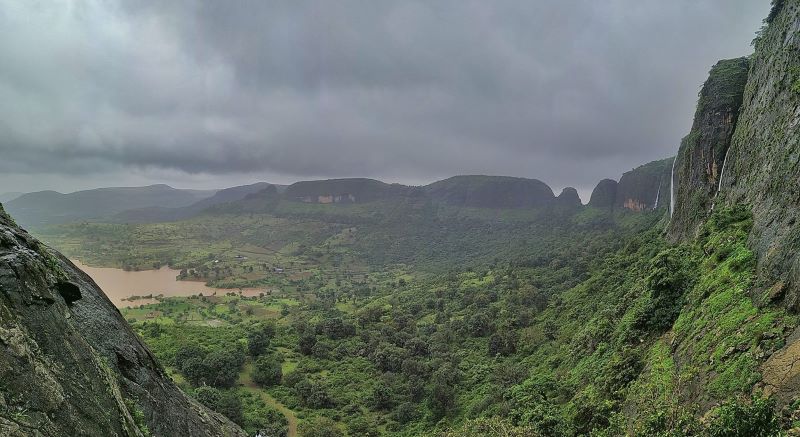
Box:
left=0, top=203, right=246, bottom=436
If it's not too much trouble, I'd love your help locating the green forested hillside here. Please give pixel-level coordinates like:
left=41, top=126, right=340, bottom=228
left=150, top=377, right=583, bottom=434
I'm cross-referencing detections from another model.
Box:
left=109, top=206, right=796, bottom=436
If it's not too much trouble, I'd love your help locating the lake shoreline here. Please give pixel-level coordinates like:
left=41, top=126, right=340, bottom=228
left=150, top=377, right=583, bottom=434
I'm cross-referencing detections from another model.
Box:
left=70, top=259, right=266, bottom=308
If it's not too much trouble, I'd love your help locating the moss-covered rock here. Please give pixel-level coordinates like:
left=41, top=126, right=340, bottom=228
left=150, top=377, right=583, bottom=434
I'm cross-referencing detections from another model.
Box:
left=668, top=57, right=750, bottom=240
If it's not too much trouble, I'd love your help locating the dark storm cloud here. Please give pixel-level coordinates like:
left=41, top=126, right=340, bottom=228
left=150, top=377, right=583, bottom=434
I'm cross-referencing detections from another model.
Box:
left=0, top=0, right=769, bottom=195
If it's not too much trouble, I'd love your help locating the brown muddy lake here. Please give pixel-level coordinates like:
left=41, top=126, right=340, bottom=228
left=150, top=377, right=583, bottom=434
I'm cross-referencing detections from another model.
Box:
left=70, top=259, right=264, bottom=308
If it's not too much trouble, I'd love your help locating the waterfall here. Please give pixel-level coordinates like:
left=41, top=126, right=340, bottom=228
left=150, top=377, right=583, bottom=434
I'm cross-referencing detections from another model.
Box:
left=711, top=146, right=732, bottom=211
left=716, top=146, right=731, bottom=194
left=653, top=180, right=661, bottom=210
left=669, top=156, right=677, bottom=217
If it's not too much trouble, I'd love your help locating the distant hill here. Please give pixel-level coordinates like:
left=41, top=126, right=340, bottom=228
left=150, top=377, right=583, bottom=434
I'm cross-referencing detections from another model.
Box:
left=425, top=175, right=555, bottom=208
left=5, top=184, right=215, bottom=227
left=0, top=192, right=23, bottom=203
left=284, top=178, right=409, bottom=203
left=111, top=182, right=283, bottom=223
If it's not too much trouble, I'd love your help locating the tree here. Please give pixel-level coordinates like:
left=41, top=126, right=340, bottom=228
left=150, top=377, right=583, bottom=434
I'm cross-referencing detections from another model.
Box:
left=174, top=344, right=205, bottom=368
left=316, top=317, right=356, bottom=340
left=247, top=329, right=271, bottom=357
left=348, top=416, right=380, bottom=437
left=467, top=312, right=493, bottom=337
left=193, top=386, right=243, bottom=425
left=488, top=329, right=518, bottom=357
left=252, top=355, right=282, bottom=387
left=182, top=348, right=244, bottom=388
left=404, top=337, right=429, bottom=357
left=295, top=379, right=333, bottom=408
left=430, top=364, right=460, bottom=418
left=639, top=248, right=695, bottom=333
left=371, top=343, right=406, bottom=372
left=392, top=402, right=418, bottom=424
left=298, top=332, right=317, bottom=355
left=204, top=349, right=245, bottom=388
left=369, top=383, right=395, bottom=411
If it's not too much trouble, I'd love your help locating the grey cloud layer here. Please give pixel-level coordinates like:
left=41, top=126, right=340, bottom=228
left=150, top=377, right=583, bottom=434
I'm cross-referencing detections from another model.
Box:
left=0, top=0, right=768, bottom=193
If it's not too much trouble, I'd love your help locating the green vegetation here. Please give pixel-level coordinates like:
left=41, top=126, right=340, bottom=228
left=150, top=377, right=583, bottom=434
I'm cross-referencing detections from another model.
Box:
left=93, top=200, right=798, bottom=435
left=124, top=399, right=151, bottom=436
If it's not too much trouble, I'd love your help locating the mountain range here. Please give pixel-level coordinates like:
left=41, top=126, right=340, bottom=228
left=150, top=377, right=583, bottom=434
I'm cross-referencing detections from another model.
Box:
left=5, top=159, right=675, bottom=228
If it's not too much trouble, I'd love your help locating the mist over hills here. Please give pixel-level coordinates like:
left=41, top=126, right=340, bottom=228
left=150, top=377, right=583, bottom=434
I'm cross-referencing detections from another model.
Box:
left=7, top=162, right=675, bottom=228
left=4, top=185, right=216, bottom=227
left=0, top=192, right=22, bottom=203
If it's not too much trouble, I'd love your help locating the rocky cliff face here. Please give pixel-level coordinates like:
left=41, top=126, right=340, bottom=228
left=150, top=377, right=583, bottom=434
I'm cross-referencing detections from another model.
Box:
left=720, top=0, right=800, bottom=309
left=670, top=1, right=800, bottom=310
left=586, top=158, right=674, bottom=212
left=0, top=204, right=245, bottom=436
left=663, top=0, right=800, bottom=403
left=668, top=57, right=750, bottom=240
left=615, top=157, right=675, bottom=212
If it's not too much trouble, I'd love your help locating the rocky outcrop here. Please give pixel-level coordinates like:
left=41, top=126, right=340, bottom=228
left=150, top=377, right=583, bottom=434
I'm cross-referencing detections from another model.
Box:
left=588, top=179, right=618, bottom=209
left=424, top=175, right=555, bottom=209
left=0, top=203, right=246, bottom=436
left=760, top=326, right=800, bottom=405
left=668, top=57, right=750, bottom=240
left=285, top=178, right=407, bottom=203
left=555, top=187, right=582, bottom=208
left=615, top=157, right=674, bottom=212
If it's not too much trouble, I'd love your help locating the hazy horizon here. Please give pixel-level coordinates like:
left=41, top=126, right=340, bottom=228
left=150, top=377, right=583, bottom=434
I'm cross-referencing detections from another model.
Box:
left=0, top=1, right=769, bottom=200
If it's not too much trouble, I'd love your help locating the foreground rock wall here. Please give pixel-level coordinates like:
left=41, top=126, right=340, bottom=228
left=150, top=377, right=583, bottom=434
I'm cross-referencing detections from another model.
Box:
left=718, top=0, right=800, bottom=309
left=0, top=204, right=245, bottom=436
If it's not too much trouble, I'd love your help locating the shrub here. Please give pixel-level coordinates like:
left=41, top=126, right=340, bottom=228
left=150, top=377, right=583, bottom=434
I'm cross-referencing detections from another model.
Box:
left=705, top=396, right=779, bottom=437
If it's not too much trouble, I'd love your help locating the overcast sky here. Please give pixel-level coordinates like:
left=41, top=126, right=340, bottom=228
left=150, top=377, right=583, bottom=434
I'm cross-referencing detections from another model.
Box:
left=0, top=0, right=769, bottom=201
